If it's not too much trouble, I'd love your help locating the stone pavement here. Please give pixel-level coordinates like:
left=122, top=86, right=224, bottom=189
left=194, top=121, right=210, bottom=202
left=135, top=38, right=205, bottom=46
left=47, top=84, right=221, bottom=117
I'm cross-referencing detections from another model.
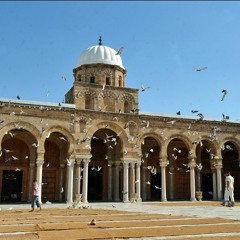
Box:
left=0, top=201, right=239, bottom=220
left=0, top=201, right=239, bottom=239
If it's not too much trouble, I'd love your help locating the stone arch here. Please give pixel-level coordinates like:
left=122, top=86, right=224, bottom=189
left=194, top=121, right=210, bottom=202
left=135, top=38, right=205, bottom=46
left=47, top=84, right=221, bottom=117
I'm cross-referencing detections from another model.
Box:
left=139, top=133, right=162, bottom=201
left=219, top=137, right=240, bottom=154
left=86, top=121, right=128, bottom=148
left=166, top=134, right=192, bottom=151
left=137, top=132, right=163, bottom=152
left=220, top=137, right=240, bottom=199
left=118, top=93, right=135, bottom=113
left=41, top=125, right=75, bottom=152
left=0, top=121, right=41, bottom=143
left=166, top=135, right=193, bottom=200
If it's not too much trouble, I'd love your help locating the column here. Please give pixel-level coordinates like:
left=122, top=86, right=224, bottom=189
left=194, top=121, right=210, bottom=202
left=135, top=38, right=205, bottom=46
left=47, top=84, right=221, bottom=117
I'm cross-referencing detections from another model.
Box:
left=129, top=162, right=135, bottom=200
left=59, top=164, right=65, bottom=202
left=122, top=161, right=129, bottom=202
left=141, top=167, right=147, bottom=200
left=74, top=160, right=82, bottom=200
left=189, top=160, right=196, bottom=201
left=169, top=165, right=174, bottom=200
left=212, top=171, right=217, bottom=200
left=216, top=163, right=222, bottom=200
left=113, top=162, right=120, bottom=201
left=82, top=159, right=90, bottom=203
left=108, top=163, right=113, bottom=201
left=136, top=162, right=142, bottom=202
left=196, top=169, right=201, bottom=191
left=160, top=160, right=168, bottom=202
left=28, top=163, right=35, bottom=201
left=36, top=159, right=44, bottom=204
left=66, top=159, right=75, bottom=204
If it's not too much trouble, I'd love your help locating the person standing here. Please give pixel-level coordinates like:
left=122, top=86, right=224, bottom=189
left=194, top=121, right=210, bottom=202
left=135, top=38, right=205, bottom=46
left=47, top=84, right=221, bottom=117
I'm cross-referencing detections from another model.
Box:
left=30, top=180, right=42, bottom=212
left=222, top=171, right=235, bottom=207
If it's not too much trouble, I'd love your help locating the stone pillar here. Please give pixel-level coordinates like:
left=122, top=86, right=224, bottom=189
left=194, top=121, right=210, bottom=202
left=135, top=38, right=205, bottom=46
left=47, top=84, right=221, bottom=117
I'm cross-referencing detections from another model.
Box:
left=169, top=165, right=174, bottom=200
left=189, top=160, right=196, bottom=201
left=59, top=164, right=65, bottom=202
left=66, top=159, right=75, bottom=204
left=212, top=171, right=217, bottom=200
left=108, top=163, right=113, bottom=201
left=136, top=162, right=142, bottom=202
left=28, top=163, right=35, bottom=201
left=74, top=160, right=82, bottom=200
left=142, top=167, right=147, bottom=200
left=82, top=159, right=90, bottom=203
left=160, top=160, right=168, bottom=202
left=122, top=161, right=129, bottom=202
left=196, top=169, right=201, bottom=191
left=36, top=159, right=44, bottom=204
left=216, top=163, right=223, bottom=200
left=129, top=162, right=135, bottom=200
left=113, top=162, right=120, bottom=201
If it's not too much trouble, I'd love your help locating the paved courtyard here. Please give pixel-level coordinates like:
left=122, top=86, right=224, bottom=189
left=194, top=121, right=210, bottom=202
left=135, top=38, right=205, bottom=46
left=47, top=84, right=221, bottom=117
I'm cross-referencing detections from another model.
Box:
left=0, top=201, right=239, bottom=239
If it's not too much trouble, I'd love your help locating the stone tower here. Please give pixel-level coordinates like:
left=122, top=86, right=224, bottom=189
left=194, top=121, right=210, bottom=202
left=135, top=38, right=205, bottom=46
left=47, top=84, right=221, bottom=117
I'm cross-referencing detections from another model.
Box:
left=65, top=37, right=139, bottom=114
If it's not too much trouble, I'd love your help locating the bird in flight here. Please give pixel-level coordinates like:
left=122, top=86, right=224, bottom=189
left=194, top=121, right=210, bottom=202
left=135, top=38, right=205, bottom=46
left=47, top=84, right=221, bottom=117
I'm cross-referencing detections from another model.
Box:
left=221, top=89, right=228, bottom=101
left=191, top=110, right=199, bottom=113
left=141, top=84, right=150, bottom=91
left=194, top=67, right=208, bottom=72
left=61, top=76, right=67, bottom=81
left=116, top=47, right=123, bottom=55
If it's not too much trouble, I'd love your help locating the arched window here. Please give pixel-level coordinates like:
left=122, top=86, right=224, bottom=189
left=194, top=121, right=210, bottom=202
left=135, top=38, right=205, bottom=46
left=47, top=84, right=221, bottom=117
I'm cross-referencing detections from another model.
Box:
left=106, top=77, right=110, bottom=85
left=124, top=101, right=131, bottom=113
left=77, top=74, right=81, bottom=82
left=118, top=76, right=122, bottom=87
left=90, top=76, right=95, bottom=83
left=85, top=96, right=91, bottom=109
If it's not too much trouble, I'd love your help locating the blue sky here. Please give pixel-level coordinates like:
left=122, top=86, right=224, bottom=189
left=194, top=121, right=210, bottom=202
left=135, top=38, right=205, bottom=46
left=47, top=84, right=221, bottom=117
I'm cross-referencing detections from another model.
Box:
left=1, top=1, right=240, bottom=121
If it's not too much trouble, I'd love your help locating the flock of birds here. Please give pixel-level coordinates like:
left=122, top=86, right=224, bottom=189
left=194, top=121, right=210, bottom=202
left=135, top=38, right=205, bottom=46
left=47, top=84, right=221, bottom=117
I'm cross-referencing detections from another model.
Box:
left=0, top=58, right=235, bottom=204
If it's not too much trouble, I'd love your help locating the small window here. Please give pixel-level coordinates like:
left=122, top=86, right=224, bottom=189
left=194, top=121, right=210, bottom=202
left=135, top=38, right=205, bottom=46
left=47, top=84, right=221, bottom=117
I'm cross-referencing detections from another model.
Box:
left=118, top=76, right=122, bottom=87
left=90, top=76, right=95, bottom=83
left=124, top=101, right=130, bottom=113
left=78, top=75, right=81, bottom=82
left=85, top=97, right=91, bottom=109
left=106, top=77, right=110, bottom=85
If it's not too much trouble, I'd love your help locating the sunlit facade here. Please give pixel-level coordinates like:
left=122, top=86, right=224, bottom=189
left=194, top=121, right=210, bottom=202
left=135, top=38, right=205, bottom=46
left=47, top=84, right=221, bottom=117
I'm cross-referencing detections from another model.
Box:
left=0, top=38, right=239, bottom=204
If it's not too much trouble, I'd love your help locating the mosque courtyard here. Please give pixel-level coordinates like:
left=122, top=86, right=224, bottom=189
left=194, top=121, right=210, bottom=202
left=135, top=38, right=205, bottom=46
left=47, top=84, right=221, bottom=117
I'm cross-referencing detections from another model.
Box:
left=0, top=201, right=239, bottom=240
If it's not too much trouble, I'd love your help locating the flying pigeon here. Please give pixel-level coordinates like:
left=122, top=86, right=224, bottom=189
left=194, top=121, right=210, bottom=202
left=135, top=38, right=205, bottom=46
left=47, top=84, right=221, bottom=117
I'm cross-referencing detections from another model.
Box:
left=116, top=47, right=123, bottom=55
left=141, top=84, right=150, bottom=92
left=194, top=66, right=208, bottom=72
left=221, top=89, right=228, bottom=101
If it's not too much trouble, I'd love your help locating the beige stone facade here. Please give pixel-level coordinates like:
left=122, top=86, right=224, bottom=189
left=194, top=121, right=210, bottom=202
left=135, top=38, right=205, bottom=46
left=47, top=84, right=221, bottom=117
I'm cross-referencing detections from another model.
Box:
left=0, top=41, right=239, bottom=204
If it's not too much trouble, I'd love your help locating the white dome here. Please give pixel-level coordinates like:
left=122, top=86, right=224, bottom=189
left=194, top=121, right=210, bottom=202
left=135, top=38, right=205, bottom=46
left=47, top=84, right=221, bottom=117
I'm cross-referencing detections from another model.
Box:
left=77, top=45, right=125, bottom=69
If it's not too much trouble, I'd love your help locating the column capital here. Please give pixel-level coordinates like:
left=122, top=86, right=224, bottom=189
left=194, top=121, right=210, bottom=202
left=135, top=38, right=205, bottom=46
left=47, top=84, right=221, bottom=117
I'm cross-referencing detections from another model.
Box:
left=159, top=161, right=169, bottom=167
left=122, top=161, right=130, bottom=168
left=76, top=159, right=82, bottom=165
left=130, top=161, right=136, bottom=167
left=211, top=159, right=222, bottom=169
left=83, top=159, right=91, bottom=165
left=36, top=159, right=44, bottom=166
left=114, top=161, right=121, bottom=167
left=30, top=163, right=35, bottom=168
left=136, top=161, right=141, bottom=167
left=188, top=161, right=196, bottom=169
left=188, top=158, right=196, bottom=168
left=67, top=159, right=75, bottom=167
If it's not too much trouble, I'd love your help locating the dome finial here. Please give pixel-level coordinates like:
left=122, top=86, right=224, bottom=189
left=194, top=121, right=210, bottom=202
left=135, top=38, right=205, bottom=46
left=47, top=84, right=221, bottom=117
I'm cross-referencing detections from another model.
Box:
left=99, top=36, right=102, bottom=46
